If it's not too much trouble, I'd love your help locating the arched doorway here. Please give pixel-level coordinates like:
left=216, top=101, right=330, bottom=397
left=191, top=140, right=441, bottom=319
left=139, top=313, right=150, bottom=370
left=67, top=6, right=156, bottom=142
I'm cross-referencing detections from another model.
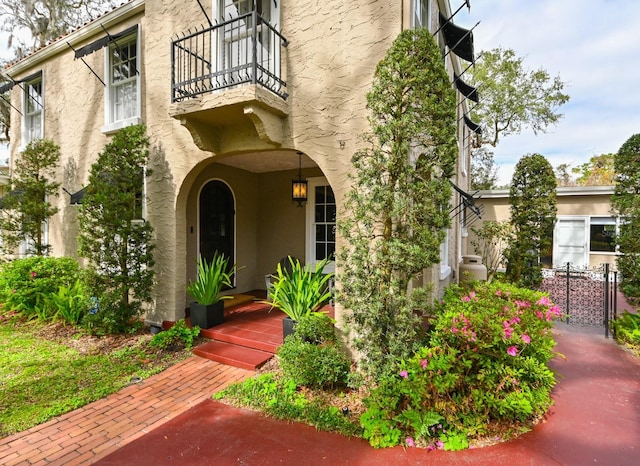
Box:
left=199, top=180, right=235, bottom=277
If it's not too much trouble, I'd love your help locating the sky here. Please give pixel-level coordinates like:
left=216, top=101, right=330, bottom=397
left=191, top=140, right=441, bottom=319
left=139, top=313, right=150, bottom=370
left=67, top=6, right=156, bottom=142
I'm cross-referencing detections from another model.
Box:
left=2, top=1, right=640, bottom=182
left=455, top=0, right=640, bottom=185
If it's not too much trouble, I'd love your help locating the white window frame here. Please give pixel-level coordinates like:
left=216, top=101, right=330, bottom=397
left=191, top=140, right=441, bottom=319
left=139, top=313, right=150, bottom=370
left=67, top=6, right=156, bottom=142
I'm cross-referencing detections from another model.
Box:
left=440, top=229, right=451, bottom=280
left=412, top=0, right=432, bottom=30
left=305, top=177, right=336, bottom=274
left=102, top=29, right=142, bottom=134
left=588, top=216, right=618, bottom=255
left=21, top=73, right=44, bottom=148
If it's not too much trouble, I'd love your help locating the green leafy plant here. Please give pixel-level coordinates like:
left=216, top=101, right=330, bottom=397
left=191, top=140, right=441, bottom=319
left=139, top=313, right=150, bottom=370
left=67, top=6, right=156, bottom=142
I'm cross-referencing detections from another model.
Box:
left=186, top=253, right=235, bottom=305
left=0, top=257, right=82, bottom=319
left=267, top=257, right=333, bottom=321
left=471, top=220, right=514, bottom=281
left=276, top=314, right=349, bottom=389
left=149, top=319, right=201, bottom=351
left=41, top=279, right=91, bottom=326
left=613, top=311, right=640, bottom=353
left=360, top=281, right=561, bottom=449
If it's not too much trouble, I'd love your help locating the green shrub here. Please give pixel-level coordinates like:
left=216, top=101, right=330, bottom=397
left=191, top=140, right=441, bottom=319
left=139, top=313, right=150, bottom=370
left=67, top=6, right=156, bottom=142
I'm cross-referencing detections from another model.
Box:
left=361, top=281, right=561, bottom=449
left=0, top=257, right=82, bottom=319
left=613, top=311, right=640, bottom=348
left=277, top=314, right=350, bottom=389
left=149, top=319, right=200, bottom=351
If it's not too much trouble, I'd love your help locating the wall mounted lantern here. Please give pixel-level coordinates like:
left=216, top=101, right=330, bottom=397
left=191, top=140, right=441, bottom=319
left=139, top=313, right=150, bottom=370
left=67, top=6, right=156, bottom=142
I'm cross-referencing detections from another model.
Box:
left=292, top=151, right=308, bottom=207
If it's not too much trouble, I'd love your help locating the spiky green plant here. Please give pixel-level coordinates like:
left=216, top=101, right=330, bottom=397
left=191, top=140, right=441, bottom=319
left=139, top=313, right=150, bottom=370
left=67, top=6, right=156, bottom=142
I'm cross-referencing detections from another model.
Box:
left=186, top=253, right=234, bottom=305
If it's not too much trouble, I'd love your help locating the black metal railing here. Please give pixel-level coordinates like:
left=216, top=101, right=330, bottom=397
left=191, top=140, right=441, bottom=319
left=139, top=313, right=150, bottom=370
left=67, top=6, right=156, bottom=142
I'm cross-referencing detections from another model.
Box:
left=171, top=10, right=288, bottom=102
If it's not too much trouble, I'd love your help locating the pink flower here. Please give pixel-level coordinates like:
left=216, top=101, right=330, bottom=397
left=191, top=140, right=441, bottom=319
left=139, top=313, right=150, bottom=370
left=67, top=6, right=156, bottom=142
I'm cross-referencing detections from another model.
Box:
left=522, top=334, right=531, bottom=344
left=509, top=316, right=521, bottom=325
left=504, top=327, right=513, bottom=339
left=420, top=359, right=428, bottom=369
left=31, top=271, right=37, bottom=278
left=427, top=445, right=436, bottom=452
left=399, top=370, right=409, bottom=379
left=507, top=346, right=518, bottom=357
left=406, top=437, right=415, bottom=447
left=515, top=300, right=530, bottom=308
left=469, top=291, right=476, bottom=299
left=550, top=305, right=562, bottom=316
left=436, top=440, right=445, bottom=450
left=536, top=296, right=552, bottom=306
left=451, top=326, right=459, bottom=333
left=535, top=310, right=544, bottom=319
left=461, top=295, right=471, bottom=302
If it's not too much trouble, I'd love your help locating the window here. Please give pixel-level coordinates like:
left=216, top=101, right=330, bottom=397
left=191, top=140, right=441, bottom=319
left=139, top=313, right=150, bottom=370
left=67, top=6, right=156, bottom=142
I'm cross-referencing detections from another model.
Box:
left=590, top=217, right=616, bottom=253
left=103, top=32, right=140, bottom=133
left=306, top=178, right=336, bottom=273
left=412, top=0, right=431, bottom=30
left=23, top=73, right=43, bottom=145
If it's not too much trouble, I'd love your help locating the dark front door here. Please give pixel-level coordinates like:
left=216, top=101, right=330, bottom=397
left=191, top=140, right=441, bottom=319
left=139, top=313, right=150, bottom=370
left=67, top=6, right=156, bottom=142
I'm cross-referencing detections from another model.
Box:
left=199, top=180, right=235, bottom=276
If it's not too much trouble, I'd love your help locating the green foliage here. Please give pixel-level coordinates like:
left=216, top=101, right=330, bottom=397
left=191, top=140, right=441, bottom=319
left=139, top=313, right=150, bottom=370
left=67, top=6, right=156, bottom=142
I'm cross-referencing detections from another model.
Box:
left=612, top=134, right=640, bottom=300
left=467, top=47, right=570, bottom=148
left=338, top=27, right=457, bottom=379
left=149, top=319, right=200, bottom=351
left=0, top=138, right=60, bottom=255
left=77, top=124, right=155, bottom=334
left=360, top=282, right=560, bottom=449
left=215, top=373, right=360, bottom=437
left=186, top=253, right=234, bottom=305
left=0, top=257, right=82, bottom=318
left=471, top=147, right=499, bottom=190
left=613, top=311, right=640, bottom=351
left=507, top=154, right=557, bottom=287
left=267, top=257, right=333, bottom=321
left=470, top=220, right=513, bottom=281
left=42, top=278, right=91, bottom=325
left=277, top=315, right=350, bottom=389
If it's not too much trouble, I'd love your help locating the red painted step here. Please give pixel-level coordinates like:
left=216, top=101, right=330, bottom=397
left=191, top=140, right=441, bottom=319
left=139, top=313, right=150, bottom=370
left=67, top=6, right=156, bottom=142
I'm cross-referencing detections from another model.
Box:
left=193, top=340, right=274, bottom=370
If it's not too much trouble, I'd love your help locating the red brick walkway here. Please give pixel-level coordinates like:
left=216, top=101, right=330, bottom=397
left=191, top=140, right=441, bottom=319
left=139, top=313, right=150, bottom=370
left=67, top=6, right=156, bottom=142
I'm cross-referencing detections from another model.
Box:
left=0, top=357, right=252, bottom=465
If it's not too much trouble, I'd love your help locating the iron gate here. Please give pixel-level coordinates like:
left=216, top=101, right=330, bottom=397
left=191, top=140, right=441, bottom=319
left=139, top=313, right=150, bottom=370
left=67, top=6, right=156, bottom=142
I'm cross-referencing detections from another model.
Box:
left=538, top=263, right=619, bottom=338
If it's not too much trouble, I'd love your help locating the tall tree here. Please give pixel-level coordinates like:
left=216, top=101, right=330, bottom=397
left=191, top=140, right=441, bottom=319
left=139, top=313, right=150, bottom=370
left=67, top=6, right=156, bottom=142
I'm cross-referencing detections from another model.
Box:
left=573, top=153, right=615, bottom=186
left=468, top=48, right=570, bottom=148
left=0, top=1, right=117, bottom=54
left=506, top=153, right=557, bottom=288
left=611, top=134, right=640, bottom=299
left=338, top=27, right=457, bottom=378
left=0, top=138, right=60, bottom=255
left=78, top=124, right=155, bottom=333
left=470, top=146, right=498, bottom=190
left=555, top=163, right=575, bottom=187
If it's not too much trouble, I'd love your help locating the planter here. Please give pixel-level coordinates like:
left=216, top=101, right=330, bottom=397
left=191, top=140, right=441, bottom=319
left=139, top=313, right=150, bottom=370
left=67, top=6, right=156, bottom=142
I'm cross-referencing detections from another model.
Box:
left=283, top=316, right=297, bottom=340
left=190, top=301, right=224, bottom=329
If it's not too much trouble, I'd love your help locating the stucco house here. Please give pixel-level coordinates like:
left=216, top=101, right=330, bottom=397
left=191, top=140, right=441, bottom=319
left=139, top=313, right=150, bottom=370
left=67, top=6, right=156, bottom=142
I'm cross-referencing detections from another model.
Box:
left=2, top=0, right=478, bottom=327
left=468, top=186, right=619, bottom=270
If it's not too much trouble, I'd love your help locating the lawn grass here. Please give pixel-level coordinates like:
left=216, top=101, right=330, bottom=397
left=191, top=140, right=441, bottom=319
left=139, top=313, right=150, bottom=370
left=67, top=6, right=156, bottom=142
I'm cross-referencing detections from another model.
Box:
left=0, top=316, right=190, bottom=438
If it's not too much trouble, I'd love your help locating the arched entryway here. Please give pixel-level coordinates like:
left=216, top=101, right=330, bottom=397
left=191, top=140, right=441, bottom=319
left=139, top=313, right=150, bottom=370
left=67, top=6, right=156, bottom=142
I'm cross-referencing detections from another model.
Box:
left=199, top=180, right=235, bottom=275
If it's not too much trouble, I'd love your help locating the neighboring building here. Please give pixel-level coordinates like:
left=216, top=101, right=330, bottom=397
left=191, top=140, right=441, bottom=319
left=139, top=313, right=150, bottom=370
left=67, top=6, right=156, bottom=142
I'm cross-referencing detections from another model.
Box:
left=468, top=186, right=618, bottom=270
left=3, top=0, right=478, bottom=325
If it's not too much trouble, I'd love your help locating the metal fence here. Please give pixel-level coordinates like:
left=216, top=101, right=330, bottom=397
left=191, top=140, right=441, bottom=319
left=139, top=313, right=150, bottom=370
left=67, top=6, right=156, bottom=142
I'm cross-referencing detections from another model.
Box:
left=539, top=263, right=619, bottom=338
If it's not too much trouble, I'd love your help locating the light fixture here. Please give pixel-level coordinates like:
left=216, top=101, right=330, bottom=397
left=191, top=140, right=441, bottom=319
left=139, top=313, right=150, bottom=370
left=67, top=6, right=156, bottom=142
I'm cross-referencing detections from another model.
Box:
left=292, top=151, right=308, bottom=207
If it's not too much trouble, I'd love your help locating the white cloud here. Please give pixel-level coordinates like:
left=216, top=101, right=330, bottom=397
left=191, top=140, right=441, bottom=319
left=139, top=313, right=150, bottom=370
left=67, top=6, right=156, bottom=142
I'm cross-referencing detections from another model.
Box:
left=456, top=0, right=640, bottom=184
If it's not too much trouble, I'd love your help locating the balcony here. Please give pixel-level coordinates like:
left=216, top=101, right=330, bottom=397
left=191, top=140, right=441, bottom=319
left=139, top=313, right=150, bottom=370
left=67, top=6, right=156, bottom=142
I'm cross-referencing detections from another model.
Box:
left=170, top=10, right=289, bottom=153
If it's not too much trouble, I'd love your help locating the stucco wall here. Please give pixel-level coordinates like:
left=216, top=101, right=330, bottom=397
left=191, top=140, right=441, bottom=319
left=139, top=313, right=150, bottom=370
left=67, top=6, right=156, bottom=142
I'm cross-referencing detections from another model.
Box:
left=5, top=0, right=470, bottom=322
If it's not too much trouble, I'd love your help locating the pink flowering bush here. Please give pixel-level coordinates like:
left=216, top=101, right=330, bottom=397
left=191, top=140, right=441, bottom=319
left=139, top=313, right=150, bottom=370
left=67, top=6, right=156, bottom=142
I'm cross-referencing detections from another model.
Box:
left=361, top=281, right=561, bottom=449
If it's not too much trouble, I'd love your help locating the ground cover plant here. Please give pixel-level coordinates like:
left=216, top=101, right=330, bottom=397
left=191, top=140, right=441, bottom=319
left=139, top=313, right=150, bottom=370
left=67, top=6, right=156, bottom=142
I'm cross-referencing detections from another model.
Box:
left=613, top=311, right=640, bottom=356
left=0, top=312, right=198, bottom=438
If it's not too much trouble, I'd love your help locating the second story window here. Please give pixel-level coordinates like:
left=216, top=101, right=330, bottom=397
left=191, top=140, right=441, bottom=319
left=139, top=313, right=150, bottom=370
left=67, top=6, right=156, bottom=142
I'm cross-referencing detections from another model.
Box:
left=23, top=73, right=43, bottom=145
left=103, top=32, right=140, bottom=133
left=412, top=0, right=431, bottom=30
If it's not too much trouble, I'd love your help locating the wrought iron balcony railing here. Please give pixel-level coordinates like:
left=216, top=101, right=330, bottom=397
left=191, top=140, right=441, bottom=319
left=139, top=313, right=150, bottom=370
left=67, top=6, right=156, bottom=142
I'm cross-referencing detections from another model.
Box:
left=171, top=10, right=288, bottom=102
